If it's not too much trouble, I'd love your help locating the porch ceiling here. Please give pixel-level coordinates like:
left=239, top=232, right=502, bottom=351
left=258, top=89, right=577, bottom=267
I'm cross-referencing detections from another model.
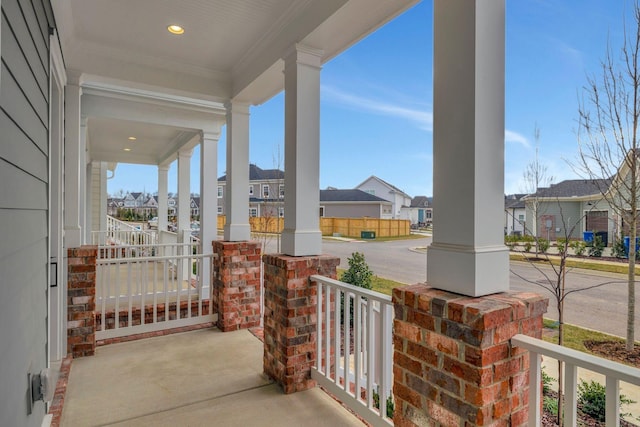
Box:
left=53, top=0, right=418, bottom=167
left=53, top=0, right=419, bottom=102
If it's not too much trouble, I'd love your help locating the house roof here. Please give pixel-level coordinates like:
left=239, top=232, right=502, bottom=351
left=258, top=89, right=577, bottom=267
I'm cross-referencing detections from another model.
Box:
left=410, top=196, right=432, bottom=208
left=218, top=164, right=284, bottom=182
left=504, top=194, right=526, bottom=209
left=356, top=175, right=411, bottom=199
left=320, top=189, right=390, bottom=203
left=527, top=179, right=609, bottom=199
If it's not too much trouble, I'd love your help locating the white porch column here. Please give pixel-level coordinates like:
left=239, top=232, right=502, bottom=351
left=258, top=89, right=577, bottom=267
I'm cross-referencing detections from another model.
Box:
left=88, top=161, right=108, bottom=243
left=200, top=131, right=219, bottom=288
left=158, top=165, right=169, bottom=231
left=81, top=127, right=88, bottom=243
left=223, top=101, right=251, bottom=241
left=64, top=83, right=83, bottom=247
left=280, top=45, right=323, bottom=256
left=427, top=0, right=508, bottom=296
left=177, top=149, right=192, bottom=235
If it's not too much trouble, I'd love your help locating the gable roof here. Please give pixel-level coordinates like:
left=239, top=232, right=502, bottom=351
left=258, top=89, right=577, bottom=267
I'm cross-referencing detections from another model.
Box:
left=320, top=189, right=391, bottom=203
left=218, top=164, right=284, bottom=181
left=526, top=179, right=609, bottom=199
left=505, top=194, right=526, bottom=209
left=410, top=196, right=432, bottom=208
left=356, top=175, right=411, bottom=198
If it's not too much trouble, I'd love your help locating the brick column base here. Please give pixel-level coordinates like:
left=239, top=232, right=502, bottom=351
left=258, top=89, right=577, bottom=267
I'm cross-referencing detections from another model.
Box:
left=67, top=246, right=97, bottom=358
left=212, top=241, right=262, bottom=332
left=393, top=284, right=548, bottom=427
left=262, top=254, right=340, bottom=394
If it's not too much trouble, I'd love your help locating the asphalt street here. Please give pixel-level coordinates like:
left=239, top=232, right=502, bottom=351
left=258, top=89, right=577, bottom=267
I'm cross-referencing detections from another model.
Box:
left=318, top=235, right=639, bottom=338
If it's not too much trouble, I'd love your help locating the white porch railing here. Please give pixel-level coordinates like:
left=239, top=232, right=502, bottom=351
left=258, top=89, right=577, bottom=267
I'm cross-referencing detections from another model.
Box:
left=96, top=242, right=214, bottom=340
left=310, top=275, right=394, bottom=427
left=512, top=334, right=640, bottom=427
left=92, top=216, right=157, bottom=246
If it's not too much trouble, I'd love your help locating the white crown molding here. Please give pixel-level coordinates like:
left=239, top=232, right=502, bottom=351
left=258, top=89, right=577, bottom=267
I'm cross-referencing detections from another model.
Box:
left=81, top=79, right=226, bottom=115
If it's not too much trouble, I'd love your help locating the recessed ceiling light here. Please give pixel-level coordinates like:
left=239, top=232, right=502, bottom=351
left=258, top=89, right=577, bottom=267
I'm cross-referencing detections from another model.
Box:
left=167, top=25, right=184, bottom=35
left=124, top=148, right=132, bottom=152
left=128, top=136, right=137, bottom=141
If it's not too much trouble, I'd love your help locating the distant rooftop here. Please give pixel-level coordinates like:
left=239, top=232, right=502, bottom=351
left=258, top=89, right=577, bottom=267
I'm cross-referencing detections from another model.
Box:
left=320, top=189, right=390, bottom=203
left=528, top=179, right=609, bottom=198
left=218, top=164, right=284, bottom=182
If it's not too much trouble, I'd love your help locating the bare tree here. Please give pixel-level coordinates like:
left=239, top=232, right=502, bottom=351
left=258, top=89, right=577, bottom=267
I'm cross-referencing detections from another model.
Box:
left=574, top=2, right=640, bottom=351
left=522, top=124, right=554, bottom=256
left=511, top=202, right=623, bottom=425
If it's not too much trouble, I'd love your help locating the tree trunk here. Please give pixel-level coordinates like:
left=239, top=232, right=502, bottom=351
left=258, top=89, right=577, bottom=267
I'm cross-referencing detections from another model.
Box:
left=628, top=217, right=636, bottom=352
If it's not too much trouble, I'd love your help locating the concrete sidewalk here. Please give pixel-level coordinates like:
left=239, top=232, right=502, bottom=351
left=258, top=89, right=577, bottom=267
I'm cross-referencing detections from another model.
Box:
left=60, top=328, right=364, bottom=427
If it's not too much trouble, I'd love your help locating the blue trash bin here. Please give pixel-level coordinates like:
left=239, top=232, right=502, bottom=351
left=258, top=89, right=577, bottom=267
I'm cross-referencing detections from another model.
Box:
left=623, top=236, right=640, bottom=256
left=583, top=231, right=594, bottom=243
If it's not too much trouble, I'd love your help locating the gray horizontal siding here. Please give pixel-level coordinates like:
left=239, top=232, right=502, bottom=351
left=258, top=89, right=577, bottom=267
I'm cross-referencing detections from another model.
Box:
left=0, top=0, right=52, bottom=425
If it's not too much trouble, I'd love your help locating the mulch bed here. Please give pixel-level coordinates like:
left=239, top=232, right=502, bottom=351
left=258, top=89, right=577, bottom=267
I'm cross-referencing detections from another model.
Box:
left=541, top=338, right=640, bottom=426
left=541, top=390, right=638, bottom=426
left=585, top=340, right=640, bottom=367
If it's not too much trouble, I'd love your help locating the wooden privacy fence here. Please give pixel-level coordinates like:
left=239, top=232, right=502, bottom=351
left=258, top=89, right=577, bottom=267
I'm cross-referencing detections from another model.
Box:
left=217, top=216, right=410, bottom=238
left=321, top=217, right=410, bottom=238
left=217, top=216, right=284, bottom=233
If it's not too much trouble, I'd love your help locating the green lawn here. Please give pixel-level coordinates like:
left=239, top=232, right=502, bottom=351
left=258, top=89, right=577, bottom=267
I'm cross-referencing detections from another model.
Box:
left=336, top=268, right=405, bottom=296
left=510, top=252, right=639, bottom=275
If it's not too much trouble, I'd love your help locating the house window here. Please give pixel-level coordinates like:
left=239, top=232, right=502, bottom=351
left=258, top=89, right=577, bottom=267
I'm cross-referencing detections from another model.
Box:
left=278, top=207, right=284, bottom=217
left=319, top=206, right=325, bottom=217
left=262, top=185, right=269, bottom=198
left=365, top=189, right=375, bottom=195
left=518, top=214, right=524, bottom=222
left=279, top=184, right=284, bottom=198
left=217, top=206, right=223, bottom=214
left=168, top=199, right=176, bottom=207
left=217, top=186, right=223, bottom=198
left=249, top=185, right=254, bottom=196
left=249, top=208, right=258, bottom=217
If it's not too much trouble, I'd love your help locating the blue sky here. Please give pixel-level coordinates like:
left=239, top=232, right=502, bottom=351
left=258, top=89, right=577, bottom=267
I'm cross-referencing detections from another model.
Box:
left=108, top=0, right=633, bottom=198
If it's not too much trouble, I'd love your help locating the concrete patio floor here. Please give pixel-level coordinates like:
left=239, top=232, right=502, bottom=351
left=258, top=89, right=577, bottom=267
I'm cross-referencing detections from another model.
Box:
left=61, top=328, right=364, bottom=427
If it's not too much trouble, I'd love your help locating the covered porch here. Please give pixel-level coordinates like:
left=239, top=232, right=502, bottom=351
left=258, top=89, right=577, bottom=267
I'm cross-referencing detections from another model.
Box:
left=60, top=328, right=362, bottom=427
left=48, top=0, right=596, bottom=426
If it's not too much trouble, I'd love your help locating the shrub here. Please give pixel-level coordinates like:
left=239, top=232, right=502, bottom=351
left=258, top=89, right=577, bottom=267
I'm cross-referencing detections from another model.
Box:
left=524, top=241, right=532, bottom=253
left=373, top=387, right=394, bottom=419
left=542, top=368, right=555, bottom=395
left=543, top=396, right=558, bottom=416
left=570, top=240, right=586, bottom=256
left=577, top=379, right=635, bottom=422
left=612, top=237, right=626, bottom=259
left=538, top=238, right=550, bottom=254
left=340, top=252, right=373, bottom=325
left=341, top=252, right=373, bottom=289
left=587, top=235, right=605, bottom=257
left=556, top=238, right=567, bottom=256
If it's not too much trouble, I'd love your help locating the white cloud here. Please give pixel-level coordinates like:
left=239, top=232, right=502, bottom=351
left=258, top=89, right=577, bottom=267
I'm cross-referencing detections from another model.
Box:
left=505, top=130, right=530, bottom=148
left=322, top=85, right=433, bottom=131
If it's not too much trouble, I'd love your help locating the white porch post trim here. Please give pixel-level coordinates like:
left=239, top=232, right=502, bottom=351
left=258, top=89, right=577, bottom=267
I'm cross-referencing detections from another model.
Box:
left=427, top=0, right=508, bottom=297
left=64, top=83, right=83, bottom=248
left=281, top=44, right=323, bottom=256
left=158, top=165, right=169, bottom=231
left=98, top=162, right=108, bottom=233
left=223, top=101, right=251, bottom=242
left=200, top=131, right=219, bottom=288
left=177, top=149, right=192, bottom=235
